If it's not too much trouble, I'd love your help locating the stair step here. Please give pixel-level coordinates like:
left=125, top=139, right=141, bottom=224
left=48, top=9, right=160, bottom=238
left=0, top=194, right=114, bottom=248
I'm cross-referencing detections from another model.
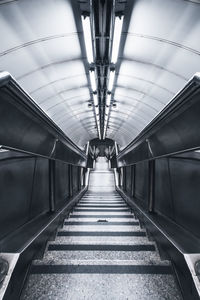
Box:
left=34, top=249, right=161, bottom=262
left=82, top=196, right=122, bottom=199
left=76, top=203, right=127, bottom=208
left=81, top=200, right=122, bottom=202
left=69, top=214, right=135, bottom=219
left=33, top=259, right=170, bottom=266
left=61, top=225, right=142, bottom=232
left=48, top=244, right=155, bottom=251
left=66, top=218, right=136, bottom=222
left=51, top=237, right=153, bottom=245
left=57, top=231, right=146, bottom=237
left=71, top=211, right=132, bottom=215
left=79, top=203, right=125, bottom=206
left=64, top=221, right=139, bottom=226
left=80, top=200, right=124, bottom=202
left=30, top=264, right=172, bottom=274
left=21, top=273, right=182, bottom=300
left=73, top=208, right=130, bottom=212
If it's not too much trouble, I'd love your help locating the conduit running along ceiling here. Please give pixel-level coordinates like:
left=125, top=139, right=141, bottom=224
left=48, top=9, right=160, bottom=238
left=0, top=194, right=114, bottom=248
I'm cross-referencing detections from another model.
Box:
left=107, top=0, right=200, bottom=148
left=0, top=0, right=96, bottom=148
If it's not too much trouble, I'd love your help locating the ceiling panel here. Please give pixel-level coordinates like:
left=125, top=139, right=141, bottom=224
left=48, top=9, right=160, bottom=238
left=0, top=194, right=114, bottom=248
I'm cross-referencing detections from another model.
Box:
left=0, top=0, right=199, bottom=150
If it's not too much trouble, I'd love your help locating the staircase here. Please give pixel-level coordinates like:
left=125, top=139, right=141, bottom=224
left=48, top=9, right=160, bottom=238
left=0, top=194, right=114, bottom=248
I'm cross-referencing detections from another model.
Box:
left=21, top=158, right=182, bottom=300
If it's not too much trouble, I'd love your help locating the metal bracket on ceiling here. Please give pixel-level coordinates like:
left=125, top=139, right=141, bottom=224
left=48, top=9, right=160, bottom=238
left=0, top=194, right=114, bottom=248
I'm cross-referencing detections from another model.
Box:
left=146, top=138, right=154, bottom=157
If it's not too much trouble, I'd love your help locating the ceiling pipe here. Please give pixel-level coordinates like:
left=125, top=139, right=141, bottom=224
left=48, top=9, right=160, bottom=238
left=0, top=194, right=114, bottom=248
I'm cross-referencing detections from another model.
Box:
left=91, top=0, right=114, bottom=139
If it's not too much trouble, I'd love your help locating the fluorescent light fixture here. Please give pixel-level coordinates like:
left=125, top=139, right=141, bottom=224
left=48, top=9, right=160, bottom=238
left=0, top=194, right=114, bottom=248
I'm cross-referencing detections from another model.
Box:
left=97, top=125, right=101, bottom=139
left=81, top=15, right=94, bottom=64
left=103, top=102, right=112, bottom=139
left=105, top=106, right=109, bottom=115
left=93, top=94, right=98, bottom=106
left=103, top=121, right=107, bottom=139
left=108, top=70, right=115, bottom=91
left=106, top=93, right=111, bottom=106
left=96, top=119, right=101, bottom=140
left=92, top=92, right=100, bottom=139
left=111, top=16, right=124, bottom=64
left=89, top=70, right=96, bottom=91
left=95, top=107, right=99, bottom=115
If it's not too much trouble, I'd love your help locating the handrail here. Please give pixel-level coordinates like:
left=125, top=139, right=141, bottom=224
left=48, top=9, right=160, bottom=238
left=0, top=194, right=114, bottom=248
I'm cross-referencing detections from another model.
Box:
left=0, top=71, right=87, bottom=166
left=117, top=73, right=200, bottom=167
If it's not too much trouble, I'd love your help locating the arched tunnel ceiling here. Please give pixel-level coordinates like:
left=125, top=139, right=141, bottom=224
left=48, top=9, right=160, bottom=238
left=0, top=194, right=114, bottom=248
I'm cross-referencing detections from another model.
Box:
left=0, top=0, right=96, bottom=149
left=0, top=0, right=200, bottom=150
left=108, top=0, right=200, bottom=149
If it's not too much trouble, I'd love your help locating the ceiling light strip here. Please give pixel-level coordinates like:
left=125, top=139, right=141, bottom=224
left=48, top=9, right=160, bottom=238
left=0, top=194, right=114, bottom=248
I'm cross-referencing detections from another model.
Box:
left=81, top=16, right=94, bottom=64
left=82, top=14, right=101, bottom=138
left=93, top=93, right=101, bottom=139
left=104, top=15, right=124, bottom=140
left=111, top=16, right=124, bottom=64
left=103, top=93, right=112, bottom=139
left=108, top=70, right=115, bottom=92
left=89, top=70, right=96, bottom=92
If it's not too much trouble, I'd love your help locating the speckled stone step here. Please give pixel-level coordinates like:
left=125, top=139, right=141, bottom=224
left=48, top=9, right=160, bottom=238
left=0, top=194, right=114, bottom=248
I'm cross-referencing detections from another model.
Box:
left=82, top=195, right=122, bottom=197
left=64, top=221, right=139, bottom=226
left=21, top=273, right=182, bottom=300
left=50, top=236, right=154, bottom=245
left=73, top=207, right=130, bottom=211
left=66, top=217, right=136, bottom=222
left=68, top=214, right=135, bottom=218
left=33, top=259, right=170, bottom=266
left=81, top=199, right=122, bottom=201
left=57, top=231, right=146, bottom=237
left=71, top=211, right=132, bottom=215
left=79, top=199, right=124, bottom=202
left=61, top=225, right=143, bottom=232
left=35, top=249, right=161, bottom=262
left=48, top=243, right=155, bottom=251
left=77, top=204, right=127, bottom=207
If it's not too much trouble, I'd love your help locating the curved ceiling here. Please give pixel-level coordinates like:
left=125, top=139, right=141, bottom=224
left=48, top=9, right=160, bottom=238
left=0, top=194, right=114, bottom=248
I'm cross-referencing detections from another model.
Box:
left=108, top=0, right=200, bottom=149
left=0, top=0, right=96, bottom=148
left=0, top=0, right=200, bottom=150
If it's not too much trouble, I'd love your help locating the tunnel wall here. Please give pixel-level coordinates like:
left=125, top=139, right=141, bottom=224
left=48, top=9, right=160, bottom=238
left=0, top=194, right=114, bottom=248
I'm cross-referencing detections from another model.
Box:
left=154, top=157, right=200, bottom=239
left=120, top=155, right=200, bottom=239
left=0, top=151, right=84, bottom=242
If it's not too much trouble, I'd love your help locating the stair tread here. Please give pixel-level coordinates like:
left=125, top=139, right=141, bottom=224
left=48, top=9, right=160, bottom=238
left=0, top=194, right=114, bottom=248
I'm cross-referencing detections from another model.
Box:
left=40, top=249, right=160, bottom=262
left=33, top=259, right=170, bottom=266
left=71, top=211, right=133, bottom=215
left=49, top=237, right=152, bottom=245
left=61, top=225, right=143, bottom=231
left=65, top=218, right=137, bottom=222
left=57, top=231, right=146, bottom=237
left=21, top=273, right=182, bottom=300
left=64, top=221, right=139, bottom=225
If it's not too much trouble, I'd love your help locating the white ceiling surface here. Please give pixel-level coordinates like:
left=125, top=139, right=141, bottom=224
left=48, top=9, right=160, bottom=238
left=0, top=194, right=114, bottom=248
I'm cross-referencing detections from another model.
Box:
left=108, top=0, right=200, bottom=148
left=0, top=0, right=96, bottom=148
